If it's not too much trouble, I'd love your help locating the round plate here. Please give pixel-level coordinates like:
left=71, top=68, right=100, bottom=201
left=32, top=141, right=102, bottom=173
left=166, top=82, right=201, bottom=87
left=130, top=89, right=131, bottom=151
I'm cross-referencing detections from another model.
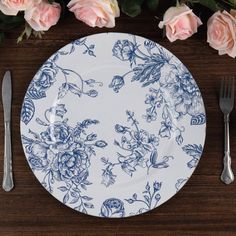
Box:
left=20, top=33, right=206, bottom=218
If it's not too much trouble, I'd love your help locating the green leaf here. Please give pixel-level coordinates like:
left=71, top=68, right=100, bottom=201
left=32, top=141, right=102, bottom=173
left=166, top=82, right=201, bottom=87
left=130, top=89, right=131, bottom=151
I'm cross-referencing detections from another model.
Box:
left=0, top=12, right=24, bottom=30
left=146, top=0, right=159, bottom=11
left=0, top=32, right=4, bottom=43
left=198, top=0, right=221, bottom=11
left=223, top=0, right=236, bottom=8
left=121, top=0, right=145, bottom=17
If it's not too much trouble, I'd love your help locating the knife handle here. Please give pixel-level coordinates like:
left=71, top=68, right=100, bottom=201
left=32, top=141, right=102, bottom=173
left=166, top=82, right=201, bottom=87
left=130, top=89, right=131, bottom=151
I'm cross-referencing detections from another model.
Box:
left=2, top=121, right=14, bottom=191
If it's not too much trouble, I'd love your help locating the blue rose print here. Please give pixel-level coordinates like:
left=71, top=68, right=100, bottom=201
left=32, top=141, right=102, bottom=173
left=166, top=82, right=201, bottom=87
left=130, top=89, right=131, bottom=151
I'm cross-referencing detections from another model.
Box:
left=100, top=198, right=125, bottom=217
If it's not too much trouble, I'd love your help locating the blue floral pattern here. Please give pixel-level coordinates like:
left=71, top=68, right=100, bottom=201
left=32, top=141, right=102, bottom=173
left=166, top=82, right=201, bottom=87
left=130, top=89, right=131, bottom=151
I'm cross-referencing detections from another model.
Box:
left=111, top=36, right=206, bottom=145
left=182, top=144, right=203, bottom=169
left=100, top=198, right=125, bottom=217
left=101, top=111, right=173, bottom=187
left=100, top=180, right=161, bottom=217
left=21, top=33, right=206, bottom=218
left=21, top=37, right=100, bottom=125
left=22, top=104, right=107, bottom=213
left=175, top=178, right=188, bottom=192
left=126, top=181, right=162, bottom=216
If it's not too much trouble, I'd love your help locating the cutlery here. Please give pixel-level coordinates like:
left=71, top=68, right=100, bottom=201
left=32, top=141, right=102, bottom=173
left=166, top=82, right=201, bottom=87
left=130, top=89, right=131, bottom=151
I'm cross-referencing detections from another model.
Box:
left=219, top=77, right=235, bottom=185
left=2, top=71, right=14, bottom=191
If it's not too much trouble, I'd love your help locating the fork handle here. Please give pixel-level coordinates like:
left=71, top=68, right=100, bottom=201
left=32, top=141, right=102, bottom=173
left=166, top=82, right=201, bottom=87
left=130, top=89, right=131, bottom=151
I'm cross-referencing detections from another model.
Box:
left=221, top=114, right=234, bottom=184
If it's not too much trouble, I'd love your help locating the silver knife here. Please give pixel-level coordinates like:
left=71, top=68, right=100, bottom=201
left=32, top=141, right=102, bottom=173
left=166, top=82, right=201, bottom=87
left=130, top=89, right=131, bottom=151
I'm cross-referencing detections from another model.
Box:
left=2, top=71, right=14, bottom=191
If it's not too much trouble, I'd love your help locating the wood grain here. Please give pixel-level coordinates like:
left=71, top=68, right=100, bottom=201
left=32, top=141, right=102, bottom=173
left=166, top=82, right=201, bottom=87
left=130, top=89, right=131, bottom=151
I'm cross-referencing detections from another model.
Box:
left=0, top=6, right=236, bottom=236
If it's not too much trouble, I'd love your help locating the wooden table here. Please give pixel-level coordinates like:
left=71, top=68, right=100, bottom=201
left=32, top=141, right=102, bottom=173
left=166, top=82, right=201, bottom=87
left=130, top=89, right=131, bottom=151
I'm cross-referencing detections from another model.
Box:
left=0, top=7, right=236, bottom=236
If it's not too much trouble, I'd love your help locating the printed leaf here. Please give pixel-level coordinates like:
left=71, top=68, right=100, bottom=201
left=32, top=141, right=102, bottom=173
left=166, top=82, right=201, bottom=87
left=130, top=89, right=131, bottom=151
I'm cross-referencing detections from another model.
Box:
left=21, top=135, right=34, bottom=145
left=132, top=55, right=165, bottom=87
left=84, top=202, right=94, bottom=208
left=176, top=134, right=183, bottom=145
left=80, top=184, right=87, bottom=190
left=69, top=45, right=75, bottom=54
left=133, top=193, right=137, bottom=200
left=58, top=83, right=69, bottom=99
left=150, top=149, right=158, bottom=165
left=71, top=192, right=79, bottom=198
left=182, top=144, right=202, bottom=158
left=144, top=195, right=150, bottom=203
left=68, top=83, right=82, bottom=96
left=86, top=133, right=97, bottom=141
left=187, top=158, right=199, bottom=169
left=153, top=162, right=169, bottom=169
left=21, top=97, right=35, bottom=125
left=27, top=86, right=46, bottom=99
left=63, top=193, right=70, bottom=204
left=82, top=196, right=93, bottom=201
left=58, top=186, right=68, bottom=192
left=81, top=119, right=99, bottom=128
left=126, top=198, right=135, bottom=204
left=95, top=140, right=108, bottom=148
left=121, top=163, right=136, bottom=177
left=70, top=198, right=79, bottom=204
left=82, top=208, right=87, bottom=214
left=75, top=38, right=86, bottom=45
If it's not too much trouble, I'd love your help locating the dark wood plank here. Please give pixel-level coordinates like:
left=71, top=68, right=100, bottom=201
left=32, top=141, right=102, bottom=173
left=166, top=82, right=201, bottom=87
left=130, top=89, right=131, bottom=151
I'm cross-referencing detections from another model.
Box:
left=0, top=5, right=236, bottom=236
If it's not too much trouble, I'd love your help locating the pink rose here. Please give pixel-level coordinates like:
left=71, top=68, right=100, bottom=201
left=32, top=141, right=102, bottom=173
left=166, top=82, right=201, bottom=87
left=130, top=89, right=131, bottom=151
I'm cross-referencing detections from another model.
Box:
left=24, top=1, right=61, bottom=31
left=67, top=0, right=120, bottom=28
left=158, top=4, right=202, bottom=42
left=207, top=10, right=236, bottom=58
left=0, top=0, right=38, bottom=16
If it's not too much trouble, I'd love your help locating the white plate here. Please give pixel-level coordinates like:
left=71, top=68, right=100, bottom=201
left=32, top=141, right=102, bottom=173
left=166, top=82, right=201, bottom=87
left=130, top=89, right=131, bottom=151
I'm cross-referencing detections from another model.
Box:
left=20, top=33, right=206, bottom=218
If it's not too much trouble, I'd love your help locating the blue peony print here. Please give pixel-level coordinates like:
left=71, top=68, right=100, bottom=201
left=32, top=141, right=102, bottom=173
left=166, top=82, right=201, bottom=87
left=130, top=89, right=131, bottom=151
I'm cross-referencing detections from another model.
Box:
left=22, top=103, right=107, bottom=213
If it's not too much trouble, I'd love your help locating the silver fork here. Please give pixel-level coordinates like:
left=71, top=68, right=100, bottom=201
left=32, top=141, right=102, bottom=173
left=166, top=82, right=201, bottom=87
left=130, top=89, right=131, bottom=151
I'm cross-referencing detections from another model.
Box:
left=219, top=77, right=235, bottom=184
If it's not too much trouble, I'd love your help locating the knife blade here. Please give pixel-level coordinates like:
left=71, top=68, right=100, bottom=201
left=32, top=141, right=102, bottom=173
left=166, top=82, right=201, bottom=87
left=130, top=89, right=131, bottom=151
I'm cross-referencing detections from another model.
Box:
left=2, top=71, right=14, bottom=191
left=2, top=71, right=12, bottom=122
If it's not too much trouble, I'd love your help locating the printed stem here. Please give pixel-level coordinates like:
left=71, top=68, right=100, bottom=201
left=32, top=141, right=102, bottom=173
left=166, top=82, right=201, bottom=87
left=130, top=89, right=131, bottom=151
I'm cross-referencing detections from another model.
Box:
left=116, top=141, right=135, bottom=153
left=132, top=35, right=150, bottom=59
left=70, top=182, right=87, bottom=211
left=134, top=199, right=150, bottom=209
left=43, top=170, right=53, bottom=192
left=134, top=53, right=147, bottom=61
left=149, top=191, right=156, bottom=209
left=122, top=70, right=134, bottom=78
left=55, top=64, right=85, bottom=93
left=128, top=114, right=140, bottom=138
left=83, top=42, right=90, bottom=51
left=150, top=104, right=157, bottom=116
left=44, top=109, right=51, bottom=123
